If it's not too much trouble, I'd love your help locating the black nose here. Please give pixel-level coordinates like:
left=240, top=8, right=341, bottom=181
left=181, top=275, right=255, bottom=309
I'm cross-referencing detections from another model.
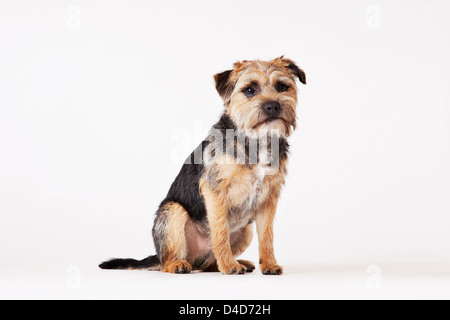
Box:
left=262, top=101, right=281, bottom=117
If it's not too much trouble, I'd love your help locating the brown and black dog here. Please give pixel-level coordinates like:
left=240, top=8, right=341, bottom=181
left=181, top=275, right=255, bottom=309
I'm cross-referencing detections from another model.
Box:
left=99, top=57, right=306, bottom=275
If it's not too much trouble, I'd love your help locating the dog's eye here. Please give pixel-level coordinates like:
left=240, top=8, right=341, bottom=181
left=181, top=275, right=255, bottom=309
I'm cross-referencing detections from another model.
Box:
left=243, top=87, right=257, bottom=97
left=276, top=83, right=289, bottom=92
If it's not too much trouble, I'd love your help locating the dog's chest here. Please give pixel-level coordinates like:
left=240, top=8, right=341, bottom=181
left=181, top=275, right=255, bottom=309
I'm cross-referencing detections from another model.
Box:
left=226, top=164, right=273, bottom=231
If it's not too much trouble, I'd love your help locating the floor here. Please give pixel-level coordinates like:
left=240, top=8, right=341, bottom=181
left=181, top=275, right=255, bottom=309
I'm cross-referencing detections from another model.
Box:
left=1, top=262, right=450, bottom=300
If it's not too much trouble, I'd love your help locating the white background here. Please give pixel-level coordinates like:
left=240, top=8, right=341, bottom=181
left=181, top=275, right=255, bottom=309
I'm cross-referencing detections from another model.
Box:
left=1, top=0, right=449, bottom=299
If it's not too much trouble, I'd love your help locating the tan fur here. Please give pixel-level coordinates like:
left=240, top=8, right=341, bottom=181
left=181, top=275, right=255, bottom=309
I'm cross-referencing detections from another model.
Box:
left=224, top=58, right=299, bottom=137
left=201, top=178, right=247, bottom=274
left=255, top=189, right=283, bottom=275
left=160, top=202, right=192, bottom=273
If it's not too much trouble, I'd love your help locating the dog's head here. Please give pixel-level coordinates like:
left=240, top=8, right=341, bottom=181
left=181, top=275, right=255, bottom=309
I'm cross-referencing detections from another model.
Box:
left=214, top=57, right=306, bottom=138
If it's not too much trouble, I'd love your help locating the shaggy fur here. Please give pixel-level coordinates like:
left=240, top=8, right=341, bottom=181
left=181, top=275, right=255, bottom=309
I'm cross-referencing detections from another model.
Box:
left=99, top=57, right=306, bottom=275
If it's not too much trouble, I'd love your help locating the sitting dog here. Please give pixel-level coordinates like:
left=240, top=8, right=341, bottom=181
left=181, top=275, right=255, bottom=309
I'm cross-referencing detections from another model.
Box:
left=99, top=56, right=306, bottom=275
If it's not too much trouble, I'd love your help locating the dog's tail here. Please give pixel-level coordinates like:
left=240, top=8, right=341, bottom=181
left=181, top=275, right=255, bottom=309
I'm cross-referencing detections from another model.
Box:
left=99, top=255, right=161, bottom=271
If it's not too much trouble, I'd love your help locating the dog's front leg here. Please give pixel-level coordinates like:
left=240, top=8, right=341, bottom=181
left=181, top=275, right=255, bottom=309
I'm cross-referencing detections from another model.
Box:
left=201, top=183, right=247, bottom=275
left=256, top=196, right=283, bottom=275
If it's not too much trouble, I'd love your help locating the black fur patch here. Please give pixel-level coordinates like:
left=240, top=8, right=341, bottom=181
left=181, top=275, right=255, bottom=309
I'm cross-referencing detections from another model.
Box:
left=159, top=114, right=238, bottom=223
left=99, top=255, right=160, bottom=270
left=160, top=146, right=207, bottom=223
left=214, top=70, right=234, bottom=103
left=287, top=62, right=306, bottom=85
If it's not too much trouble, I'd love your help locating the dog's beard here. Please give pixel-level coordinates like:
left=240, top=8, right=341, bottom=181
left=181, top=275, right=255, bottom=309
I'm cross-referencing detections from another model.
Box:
left=242, top=116, right=294, bottom=139
left=256, top=118, right=291, bottom=136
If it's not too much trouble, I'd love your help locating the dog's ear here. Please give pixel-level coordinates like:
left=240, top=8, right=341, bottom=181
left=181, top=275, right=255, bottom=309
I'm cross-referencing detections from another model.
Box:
left=281, top=58, right=306, bottom=85
left=214, top=69, right=234, bottom=105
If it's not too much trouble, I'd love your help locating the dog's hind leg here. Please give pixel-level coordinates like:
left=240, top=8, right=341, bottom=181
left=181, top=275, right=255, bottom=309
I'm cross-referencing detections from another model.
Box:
left=153, top=201, right=192, bottom=274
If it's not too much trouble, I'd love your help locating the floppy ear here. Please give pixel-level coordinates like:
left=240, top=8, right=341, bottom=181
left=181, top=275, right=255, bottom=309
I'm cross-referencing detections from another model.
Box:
left=282, top=58, right=306, bottom=85
left=214, top=69, right=234, bottom=105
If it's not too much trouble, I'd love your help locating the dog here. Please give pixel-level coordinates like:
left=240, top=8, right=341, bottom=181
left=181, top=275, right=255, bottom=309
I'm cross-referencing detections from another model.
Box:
left=99, top=56, right=306, bottom=275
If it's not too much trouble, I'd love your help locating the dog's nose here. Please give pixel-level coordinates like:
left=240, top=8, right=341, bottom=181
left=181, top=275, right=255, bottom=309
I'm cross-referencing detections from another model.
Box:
left=262, top=101, right=281, bottom=117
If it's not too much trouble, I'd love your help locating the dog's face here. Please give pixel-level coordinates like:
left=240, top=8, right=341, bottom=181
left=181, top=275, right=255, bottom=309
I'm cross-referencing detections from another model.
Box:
left=214, top=57, right=306, bottom=137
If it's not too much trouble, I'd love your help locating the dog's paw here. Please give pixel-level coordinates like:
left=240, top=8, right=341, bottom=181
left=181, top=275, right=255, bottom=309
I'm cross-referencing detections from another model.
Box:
left=219, top=261, right=247, bottom=275
left=237, top=260, right=255, bottom=273
left=261, top=264, right=283, bottom=275
left=163, top=260, right=192, bottom=274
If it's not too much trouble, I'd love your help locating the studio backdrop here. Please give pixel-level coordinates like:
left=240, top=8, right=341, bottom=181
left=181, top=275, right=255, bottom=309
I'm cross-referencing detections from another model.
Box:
left=0, top=0, right=449, bottom=297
